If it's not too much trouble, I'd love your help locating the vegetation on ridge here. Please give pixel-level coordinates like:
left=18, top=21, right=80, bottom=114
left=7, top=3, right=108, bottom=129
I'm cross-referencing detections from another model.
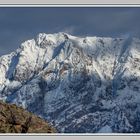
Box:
left=0, top=101, right=56, bottom=133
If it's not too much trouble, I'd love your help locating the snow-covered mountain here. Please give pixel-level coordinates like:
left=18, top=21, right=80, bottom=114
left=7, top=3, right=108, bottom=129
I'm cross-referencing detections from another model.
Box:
left=0, top=32, right=140, bottom=133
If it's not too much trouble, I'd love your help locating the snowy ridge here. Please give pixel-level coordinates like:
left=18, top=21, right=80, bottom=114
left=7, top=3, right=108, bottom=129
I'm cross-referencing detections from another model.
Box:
left=0, top=32, right=140, bottom=133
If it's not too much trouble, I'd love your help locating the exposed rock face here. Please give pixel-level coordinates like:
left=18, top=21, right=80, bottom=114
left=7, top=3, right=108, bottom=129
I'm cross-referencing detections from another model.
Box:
left=0, top=101, right=56, bottom=133
left=0, top=32, right=140, bottom=133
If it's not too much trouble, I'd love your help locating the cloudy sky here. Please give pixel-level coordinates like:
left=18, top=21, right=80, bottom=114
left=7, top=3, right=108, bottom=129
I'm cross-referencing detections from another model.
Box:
left=0, top=7, right=140, bottom=56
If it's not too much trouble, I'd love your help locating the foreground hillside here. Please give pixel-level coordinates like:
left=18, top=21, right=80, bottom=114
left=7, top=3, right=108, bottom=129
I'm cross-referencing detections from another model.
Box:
left=0, top=101, right=56, bottom=133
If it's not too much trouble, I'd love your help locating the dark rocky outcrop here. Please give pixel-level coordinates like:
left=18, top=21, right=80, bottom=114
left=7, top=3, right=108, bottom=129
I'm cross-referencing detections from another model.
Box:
left=0, top=101, right=56, bottom=133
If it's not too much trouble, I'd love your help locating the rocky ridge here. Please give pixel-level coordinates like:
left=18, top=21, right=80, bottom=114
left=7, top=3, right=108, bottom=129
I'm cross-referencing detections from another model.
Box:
left=0, top=100, right=56, bottom=133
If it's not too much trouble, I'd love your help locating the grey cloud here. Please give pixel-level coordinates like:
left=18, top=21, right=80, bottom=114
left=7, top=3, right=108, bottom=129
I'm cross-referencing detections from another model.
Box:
left=0, top=7, right=140, bottom=56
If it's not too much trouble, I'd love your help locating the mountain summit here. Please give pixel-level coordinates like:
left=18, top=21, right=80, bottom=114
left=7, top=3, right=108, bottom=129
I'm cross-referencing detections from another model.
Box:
left=0, top=32, right=140, bottom=133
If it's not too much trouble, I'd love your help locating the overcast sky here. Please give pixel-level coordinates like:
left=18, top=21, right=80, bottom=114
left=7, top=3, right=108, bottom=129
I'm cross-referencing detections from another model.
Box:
left=0, top=7, right=140, bottom=56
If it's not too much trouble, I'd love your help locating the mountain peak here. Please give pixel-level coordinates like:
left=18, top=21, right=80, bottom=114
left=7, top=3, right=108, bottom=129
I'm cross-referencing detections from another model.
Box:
left=0, top=33, right=140, bottom=133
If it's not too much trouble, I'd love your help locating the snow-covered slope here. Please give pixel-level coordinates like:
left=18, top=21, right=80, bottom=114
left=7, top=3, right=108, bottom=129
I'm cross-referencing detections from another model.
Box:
left=0, top=32, right=140, bottom=133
